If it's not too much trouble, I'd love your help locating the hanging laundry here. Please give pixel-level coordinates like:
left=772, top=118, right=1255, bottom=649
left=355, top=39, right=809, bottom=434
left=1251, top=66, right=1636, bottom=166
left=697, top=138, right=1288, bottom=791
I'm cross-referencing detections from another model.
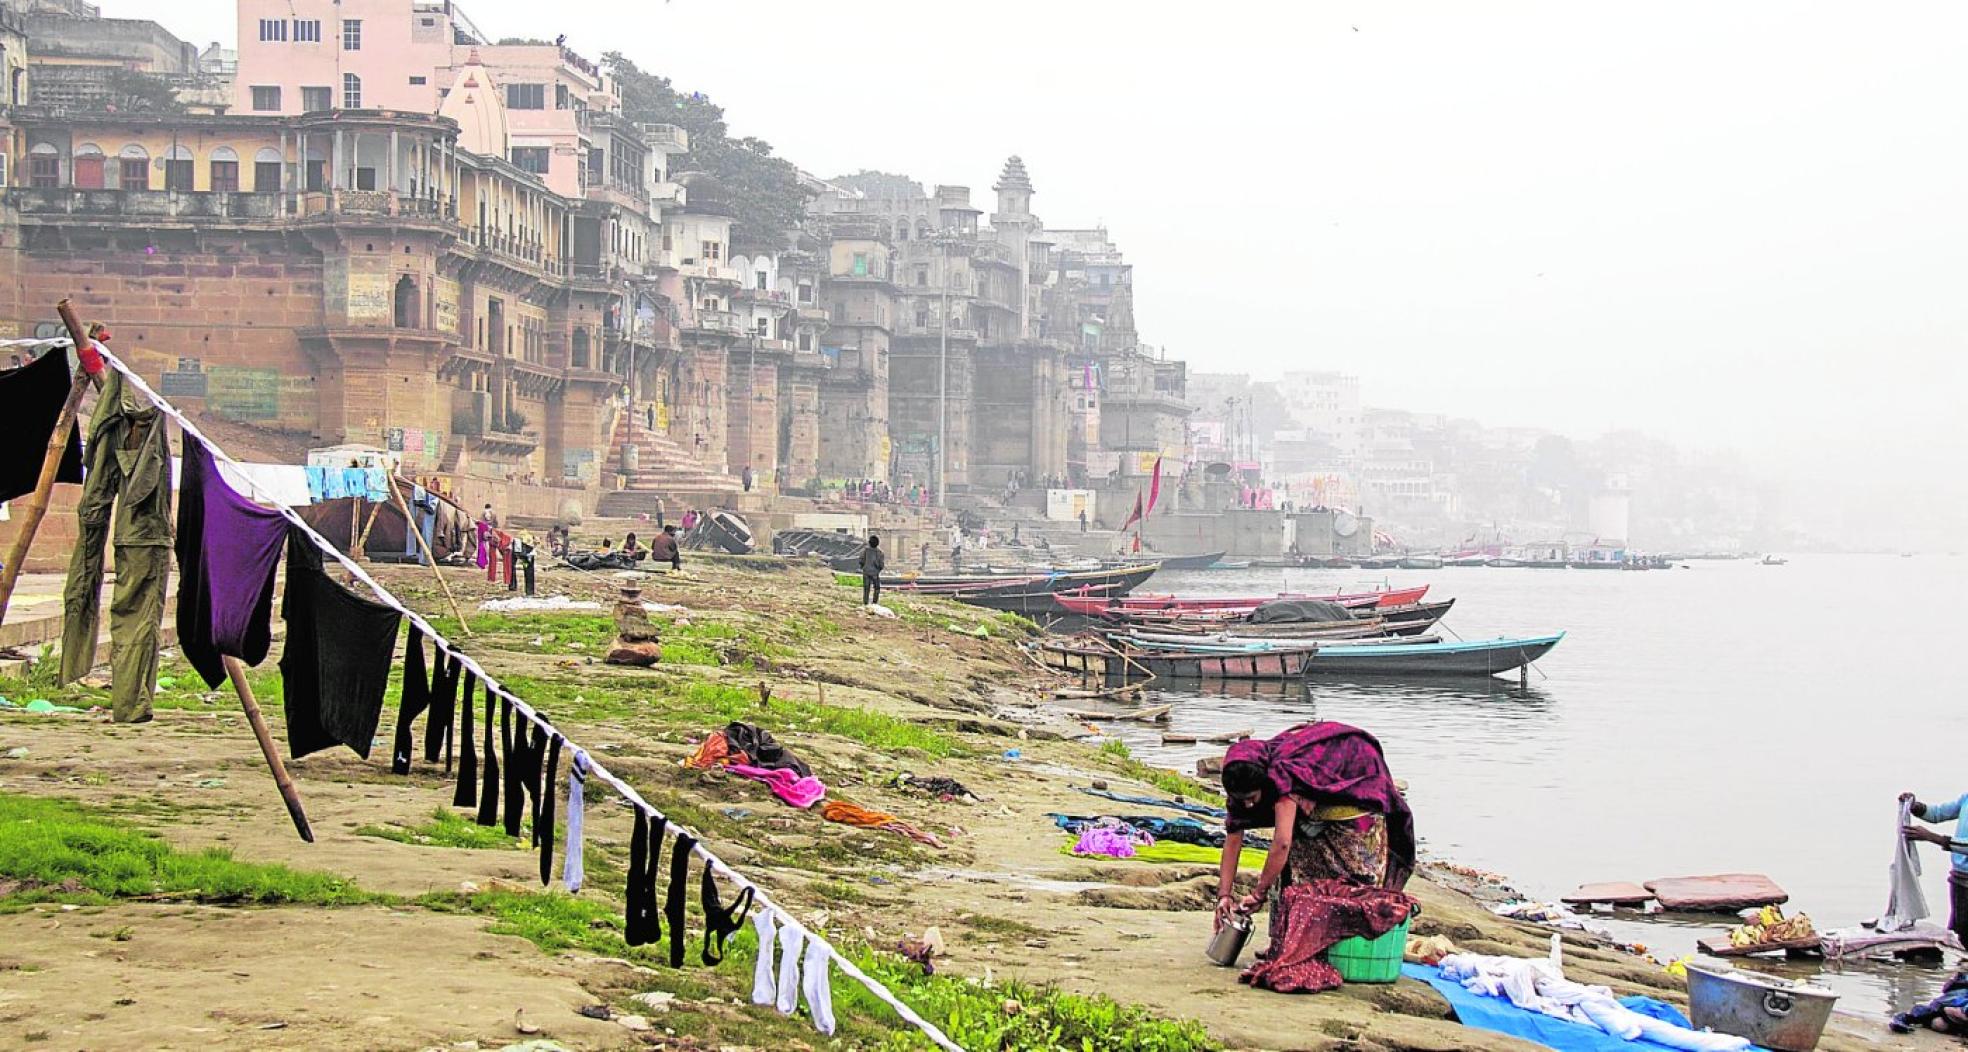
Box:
left=0, top=348, right=84, bottom=503
left=562, top=748, right=591, bottom=893
left=821, top=800, right=943, bottom=848
left=58, top=368, right=172, bottom=723
left=474, top=688, right=501, bottom=826
left=389, top=624, right=432, bottom=774
left=665, top=832, right=698, bottom=967
left=801, top=933, right=837, bottom=1035
left=174, top=436, right=287, bottom=689
left=775, top=918, right=807, bottom=1016
left=474, top=518, right=491, bottom=569
left=321, top=467, right=348, bottom=500
left=722, top=722, right=811, bottom=777
left=487, top=528, right=512, bottom=584
left=278, top=525, right=402, bottom=759
left=751, top=909, right=780, bottom=1006
left=303, top=465, right=331, bottom=503
left=1883, top=796, right=1930, bottom=933
left=340, top=466, right=366, bottom=502
left=452, top=668, right=478, bottom=808
left=701, top=865, right=754, bottom=965
left=727, top=763, right=826, bottom=809
left=1241, top=880, right=1416, bottom=994
left=537, top=734, right=562, bottom=886
left=423, top=649, right=462, bottom=768
left=625, top=810, right=667, bottom=947
left=362, top=466, right=390, bottom=503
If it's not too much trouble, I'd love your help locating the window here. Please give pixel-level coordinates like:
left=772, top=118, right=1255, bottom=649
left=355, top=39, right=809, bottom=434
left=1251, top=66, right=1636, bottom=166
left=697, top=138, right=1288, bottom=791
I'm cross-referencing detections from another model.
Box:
left=294, top=18, right=321, bottom=42
left=915, top=307, right=929, bottom=329
left=210, top=161, right=238, bottom=192
left=250, top=85, right=281, bottom=111
left=852, top=252, right=868, bottom=276
left=119, top=157, right=148, bottom=191
left=342, top=73, right=361, bottom=109
left=341, top=19, right=362, bottom=50
left=798, top=282, right=813, bottom=304
left=915, top=265, right=927, bottom=286
left=354, top=167, right=376, bottom=191
left=258, top=18, right=286, bottom=42
left=755, top=271, right=769, bottom=291
left=505, top=83, right=545, bottom=110
left=28, top=148, right=57, bottom=188
left=254, top=160, right=281, bottom=192
left=300, top=86, right=331, bottom=111
left=73, top=147, right=103, bottom=189
left=755, top=317, right=770, bottom=336
left=555, top=83, right=569, bottom=109
left=409, top=75, right=427, bottom=86
left=509, top=147, right=549, bottom=174
left=797, top=331, right=811, bottom=351
left=701, top=240, right=721, bottom=261
left=164, top=156, right=193, bottom=192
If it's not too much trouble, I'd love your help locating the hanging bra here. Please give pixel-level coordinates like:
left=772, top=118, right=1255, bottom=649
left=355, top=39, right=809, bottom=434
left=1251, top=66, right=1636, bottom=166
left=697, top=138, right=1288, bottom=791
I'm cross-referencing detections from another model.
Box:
left=701, top=864, right=756, bottom=966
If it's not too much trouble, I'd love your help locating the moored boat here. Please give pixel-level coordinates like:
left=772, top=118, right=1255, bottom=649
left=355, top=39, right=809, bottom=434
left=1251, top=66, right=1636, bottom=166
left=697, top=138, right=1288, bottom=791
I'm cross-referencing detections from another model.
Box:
left=1306, top=633, right=1563, bottom=677
left=1399, top=554, right=1445, bottom=570
left=1143, top=550, right=1229, bottom=571
left=1036, top=639, right=1316, bottom=681
left=1057, top=584, right=1429, bottom=618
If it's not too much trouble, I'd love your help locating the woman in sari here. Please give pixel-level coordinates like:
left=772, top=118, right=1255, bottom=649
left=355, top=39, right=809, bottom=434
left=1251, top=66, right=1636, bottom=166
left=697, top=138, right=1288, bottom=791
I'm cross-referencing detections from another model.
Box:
left=1213, top=721, right=1416, bottom=936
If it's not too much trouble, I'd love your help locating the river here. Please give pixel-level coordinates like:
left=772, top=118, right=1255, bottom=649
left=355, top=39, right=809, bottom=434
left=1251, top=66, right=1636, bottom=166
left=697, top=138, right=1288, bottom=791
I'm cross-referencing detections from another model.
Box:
left=1093, top=553, right=1968, bottom=1017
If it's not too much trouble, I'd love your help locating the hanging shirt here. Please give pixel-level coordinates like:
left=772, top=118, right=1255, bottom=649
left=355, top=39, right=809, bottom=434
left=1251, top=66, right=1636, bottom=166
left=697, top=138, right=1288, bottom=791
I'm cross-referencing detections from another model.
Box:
left=304, top=466, right=331, bottom=503
left=278, top=524, right=403, bottom=759
left=0, top=349, right=85, bottom=503
left=1883, top=796, right=1931, bottom=933
left=175, top=436, right=288, bottom=689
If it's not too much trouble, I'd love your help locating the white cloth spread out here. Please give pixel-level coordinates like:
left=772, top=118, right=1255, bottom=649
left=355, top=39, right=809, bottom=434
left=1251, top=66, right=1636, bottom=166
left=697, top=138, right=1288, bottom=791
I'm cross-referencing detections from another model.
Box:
left=750, top=909, right=779, bottom=1006
left=1883, top=796, right=1930, bottom=933
left=1439, top=951, right=1750, bottom=1052
left=801, top=929, right=837, bottom=1035
left=560, top=749, right=590, bottom=893
left=775, top=918, right=808, bottom=1017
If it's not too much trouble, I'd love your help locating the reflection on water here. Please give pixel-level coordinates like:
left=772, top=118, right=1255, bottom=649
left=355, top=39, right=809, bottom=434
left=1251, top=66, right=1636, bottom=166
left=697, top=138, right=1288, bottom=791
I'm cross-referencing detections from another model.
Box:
left=1069, top=555, right=1968, bottom=1018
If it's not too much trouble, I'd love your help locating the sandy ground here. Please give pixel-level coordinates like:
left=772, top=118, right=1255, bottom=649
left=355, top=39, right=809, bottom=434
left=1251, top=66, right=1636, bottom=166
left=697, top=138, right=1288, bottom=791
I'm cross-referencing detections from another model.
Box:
left=0, top=554, right=1947, bottom=1051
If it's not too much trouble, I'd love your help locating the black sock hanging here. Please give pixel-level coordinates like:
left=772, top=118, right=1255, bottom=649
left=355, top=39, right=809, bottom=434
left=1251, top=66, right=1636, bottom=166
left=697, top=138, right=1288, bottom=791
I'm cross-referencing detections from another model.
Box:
left=700, top=866, right=755, bottom=966
left=452, top=667, right=478, bottom=808
left=501, top=697, right=527, bottom=837
left=625, top=811, right=667, bottom=947
left=536, top=734, right=562, bottom=887
left=520, top=722, right=547, bottom=841
left=475, top=689, right=500, bottom=826
left=664, top=831, right=697, bottom=968
left=389, top=624, right=430, bottom=775
left=424, top=650, right=460, bottom=767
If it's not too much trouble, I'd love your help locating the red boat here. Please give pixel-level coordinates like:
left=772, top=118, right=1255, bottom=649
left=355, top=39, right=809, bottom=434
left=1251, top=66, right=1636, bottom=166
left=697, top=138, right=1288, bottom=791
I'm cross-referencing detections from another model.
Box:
left=1054, top=585, right=1429, bottom=618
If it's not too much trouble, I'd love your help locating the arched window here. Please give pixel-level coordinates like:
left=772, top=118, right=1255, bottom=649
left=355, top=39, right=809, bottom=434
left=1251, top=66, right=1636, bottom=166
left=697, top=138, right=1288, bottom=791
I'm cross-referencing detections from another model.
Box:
left=208, top=145, right=239, bottom=192
left=72, top=143, right=104, bottom=189
left=161, top=144, right=194, bottom=192
left=916, top=219, right=930, bottom=238
left=117, top=144, right=149, bottom=191
left=342, top=72, right=362, bottom=109
left=253, top=147, right=283, bottom=192
left=571, top=327, right=590, bottom=369
left=27, top=142, right=59, bottom=188
left=393, top=275, right=419, bottom=328
left=895, top=219, right=908, bottom=241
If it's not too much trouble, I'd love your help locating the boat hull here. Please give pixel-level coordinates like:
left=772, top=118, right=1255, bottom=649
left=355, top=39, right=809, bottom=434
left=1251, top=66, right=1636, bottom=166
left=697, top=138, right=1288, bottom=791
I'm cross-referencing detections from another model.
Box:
left=1306, top=634, right=1563, bottom=677
left=1038, top=642, right=1313, bottom=681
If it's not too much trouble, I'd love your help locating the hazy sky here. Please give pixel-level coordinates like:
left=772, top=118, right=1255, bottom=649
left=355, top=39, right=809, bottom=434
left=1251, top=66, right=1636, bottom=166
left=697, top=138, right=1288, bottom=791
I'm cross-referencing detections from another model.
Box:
left=138, top=1, right=1966, bottom=517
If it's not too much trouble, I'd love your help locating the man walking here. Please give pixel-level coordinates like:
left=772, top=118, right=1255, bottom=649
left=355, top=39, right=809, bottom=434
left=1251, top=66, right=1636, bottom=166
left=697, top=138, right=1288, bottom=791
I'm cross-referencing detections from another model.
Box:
left=859, top=534, right=886, bottom=606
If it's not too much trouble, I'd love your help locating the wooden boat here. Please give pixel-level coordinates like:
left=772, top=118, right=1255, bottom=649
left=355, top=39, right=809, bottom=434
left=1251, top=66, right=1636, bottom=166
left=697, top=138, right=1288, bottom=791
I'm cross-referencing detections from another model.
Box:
left=1145, top=550, right=1229, bottom=571
left=1057, top=584, right=1429, bottom=618
left=1400, top=555, right=1445, bottom=570
left=1304, top=634, right=1563, bottom=677
left=953, top=562, right=1163, bottom=614
left=1116, top=630, right=1443, bottom=652
left=688, top=510, right=755, bottom=555
left=1207, top=559, right=1254, bottom=570
left=1037, top=639, right=1316, bottom=681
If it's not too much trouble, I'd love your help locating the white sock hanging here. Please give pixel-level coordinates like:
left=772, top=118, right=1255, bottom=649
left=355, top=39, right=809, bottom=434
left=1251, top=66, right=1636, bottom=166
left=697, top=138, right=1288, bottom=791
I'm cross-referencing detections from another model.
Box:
left=802, top=932, right=837, bottom=1035
left=751, top=908, right=779, bottom=1006
left=775, top=918, right=807, bottom=1017
left=561, top=749, right=590, bottom=893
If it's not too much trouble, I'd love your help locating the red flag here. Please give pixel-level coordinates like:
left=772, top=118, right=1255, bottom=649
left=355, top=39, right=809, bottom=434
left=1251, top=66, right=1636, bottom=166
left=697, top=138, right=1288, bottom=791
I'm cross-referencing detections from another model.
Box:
left=1131, top=534, right=1142, bottom=553
left=1145, top=455, right=1164, bottom=514
left=1119, top=491, right=1144, bottom=532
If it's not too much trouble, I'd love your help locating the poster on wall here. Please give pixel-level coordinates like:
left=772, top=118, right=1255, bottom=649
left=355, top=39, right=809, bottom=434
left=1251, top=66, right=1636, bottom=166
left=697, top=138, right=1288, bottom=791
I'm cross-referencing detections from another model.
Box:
left=206, top=366, right=281, bottom=420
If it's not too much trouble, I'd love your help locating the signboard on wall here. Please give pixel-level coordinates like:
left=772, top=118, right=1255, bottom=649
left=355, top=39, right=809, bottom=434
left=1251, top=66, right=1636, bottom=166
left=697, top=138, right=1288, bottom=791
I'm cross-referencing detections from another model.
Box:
left=1045, top=489, right=1095, bottom=522
left=159, top=359, right=207, bottom=398
left=434, top=277, right=461, bottom=334
left=206, top=366, right=280, bottom=420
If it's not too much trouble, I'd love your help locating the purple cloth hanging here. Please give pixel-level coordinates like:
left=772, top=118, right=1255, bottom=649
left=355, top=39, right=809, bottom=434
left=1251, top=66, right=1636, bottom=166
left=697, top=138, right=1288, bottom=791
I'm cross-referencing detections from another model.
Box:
left=174, top=435, right=287, bottom=688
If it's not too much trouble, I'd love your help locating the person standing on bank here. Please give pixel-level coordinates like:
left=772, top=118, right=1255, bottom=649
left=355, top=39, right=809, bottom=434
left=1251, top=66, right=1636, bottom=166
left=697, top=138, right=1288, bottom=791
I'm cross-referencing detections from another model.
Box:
left=859, top=534, right=886, bottom=606
left=1903, top=790, right=1968, bottom=944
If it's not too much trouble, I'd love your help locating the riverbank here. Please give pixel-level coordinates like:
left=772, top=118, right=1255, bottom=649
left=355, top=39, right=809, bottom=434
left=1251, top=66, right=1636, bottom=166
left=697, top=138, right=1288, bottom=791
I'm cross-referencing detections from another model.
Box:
left=0, top=556, right=1932, bottom=1050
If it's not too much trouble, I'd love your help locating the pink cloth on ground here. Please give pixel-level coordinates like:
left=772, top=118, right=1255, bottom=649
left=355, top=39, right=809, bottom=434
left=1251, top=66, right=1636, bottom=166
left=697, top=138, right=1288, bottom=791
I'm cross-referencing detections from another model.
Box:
left=1074, top=827, right=1139, bottom=858
left=728, top=763, right=826, bottom=809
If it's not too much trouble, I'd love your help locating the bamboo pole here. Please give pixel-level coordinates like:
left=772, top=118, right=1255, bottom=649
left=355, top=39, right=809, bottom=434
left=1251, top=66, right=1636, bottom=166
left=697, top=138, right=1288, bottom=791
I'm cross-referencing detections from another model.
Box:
left=389, top=474, right=471, bottom=636
left=222, top=655, right=313, bottom=842
left=354, top=493, right=386, bottom=557
left=0, top=300, right=101, bottom=626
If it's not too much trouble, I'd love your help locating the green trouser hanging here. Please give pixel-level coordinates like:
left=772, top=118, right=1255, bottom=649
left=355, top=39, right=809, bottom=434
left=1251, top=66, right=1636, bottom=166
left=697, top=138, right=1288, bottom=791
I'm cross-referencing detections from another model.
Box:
left=58, top=372, right=172, bottom=722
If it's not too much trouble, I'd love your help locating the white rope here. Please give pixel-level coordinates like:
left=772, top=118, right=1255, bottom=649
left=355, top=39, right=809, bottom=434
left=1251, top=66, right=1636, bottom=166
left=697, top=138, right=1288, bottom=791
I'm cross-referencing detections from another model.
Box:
left=0, top=336, right=75, bottom=351
left=91, top=344, right=965, bottom=1052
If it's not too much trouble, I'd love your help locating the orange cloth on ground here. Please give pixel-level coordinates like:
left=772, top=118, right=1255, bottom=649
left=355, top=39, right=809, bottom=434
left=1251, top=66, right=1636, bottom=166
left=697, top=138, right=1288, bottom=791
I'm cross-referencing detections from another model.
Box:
left=821, top=800, right=944, bottom=848
left=683, top=731, right=747, bottom=770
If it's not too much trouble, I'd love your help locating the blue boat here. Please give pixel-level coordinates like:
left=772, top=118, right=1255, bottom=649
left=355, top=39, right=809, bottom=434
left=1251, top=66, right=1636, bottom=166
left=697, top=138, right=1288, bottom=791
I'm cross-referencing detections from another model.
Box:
left=1307, top=633, right=1563, bottom=677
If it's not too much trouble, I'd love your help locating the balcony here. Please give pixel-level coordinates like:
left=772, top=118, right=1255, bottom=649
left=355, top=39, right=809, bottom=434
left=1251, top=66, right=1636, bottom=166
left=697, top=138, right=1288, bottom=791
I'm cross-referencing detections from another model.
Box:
left=900, top=320, right=978, bottom=342
left=463, top=226, right=553, bottom=269
left=295, top=190, right=449, bottom=221
left=687, top=309, right=743, bottom=335
left=13, top=187, right=284, bottom=221
left=639, top=124, right=689, bottom=152
left=735, top=286, right=789, bottom=304
left=677, top=259, right=742, bottom=284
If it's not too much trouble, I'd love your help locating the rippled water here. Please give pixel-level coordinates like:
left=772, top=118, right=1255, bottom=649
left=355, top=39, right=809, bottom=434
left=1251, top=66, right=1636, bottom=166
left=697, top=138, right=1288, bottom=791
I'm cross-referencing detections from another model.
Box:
left=1091, top=554, right=1968, bottom=1016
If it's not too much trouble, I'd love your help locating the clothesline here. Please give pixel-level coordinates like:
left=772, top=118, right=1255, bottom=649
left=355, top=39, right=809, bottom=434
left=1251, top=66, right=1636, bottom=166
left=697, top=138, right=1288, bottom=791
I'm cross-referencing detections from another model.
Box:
left=0, top=336, right=74, bottom=351
left=89, top=343, right=964, bottom=1052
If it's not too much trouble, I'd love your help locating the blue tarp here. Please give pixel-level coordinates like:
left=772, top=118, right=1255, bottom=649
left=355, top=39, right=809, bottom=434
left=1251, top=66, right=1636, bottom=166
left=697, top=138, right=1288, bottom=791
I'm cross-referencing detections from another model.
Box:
left=1402, top=964, right=1762, bottom=1052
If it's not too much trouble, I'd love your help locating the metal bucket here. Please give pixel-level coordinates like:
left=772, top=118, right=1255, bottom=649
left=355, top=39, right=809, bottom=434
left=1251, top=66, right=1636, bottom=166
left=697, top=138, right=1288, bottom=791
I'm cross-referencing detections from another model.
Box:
left=1206, top=913, right=1253, bottom=967
left=1685, top=962, right=1837, bottom=1052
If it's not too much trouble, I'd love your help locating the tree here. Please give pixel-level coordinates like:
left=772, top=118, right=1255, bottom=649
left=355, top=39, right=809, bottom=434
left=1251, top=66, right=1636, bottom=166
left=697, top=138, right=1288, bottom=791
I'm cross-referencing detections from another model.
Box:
left=102, top=69, right=184, bottom=114
left=603, top=52, right=809, bottom=246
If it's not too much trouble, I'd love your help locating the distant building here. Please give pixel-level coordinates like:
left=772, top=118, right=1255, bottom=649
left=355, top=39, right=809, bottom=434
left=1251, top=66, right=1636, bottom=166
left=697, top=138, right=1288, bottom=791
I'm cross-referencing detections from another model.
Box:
left=1279, top=370, right=1361, bottom=463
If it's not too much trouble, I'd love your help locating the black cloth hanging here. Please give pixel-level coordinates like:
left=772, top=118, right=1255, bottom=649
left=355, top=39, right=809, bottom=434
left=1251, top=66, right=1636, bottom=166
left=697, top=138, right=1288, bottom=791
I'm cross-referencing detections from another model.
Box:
left=390, top=624, right=431, bottom=774
left=502, top=708, right=546, bottom=839
left=626, top=810, right=667, bottom=947
left=0, top=349, right=84, bottom=503
left=474, top=689, right=501, bottom=826
left=452, top=667, right=478, bottom=808
left=500, top=696, right=523, bottom=835
left=722, top=721, right=812, bottom=778
left=279, top=525, right=403, bottom=759
left=537, top=735, right=562, bottom=886
left=424, top=649, right=462, bottom=768
left=701, top=866, right=755, bottom=966
left=665, top=832, right=698, bottom=968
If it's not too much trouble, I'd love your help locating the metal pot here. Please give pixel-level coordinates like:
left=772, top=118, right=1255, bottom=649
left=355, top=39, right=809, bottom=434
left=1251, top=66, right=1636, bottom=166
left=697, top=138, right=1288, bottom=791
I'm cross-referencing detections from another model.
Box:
left=1685, top=962, right=1837, bottom=1051
left=1206, top=912, right=1253, bottom=967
